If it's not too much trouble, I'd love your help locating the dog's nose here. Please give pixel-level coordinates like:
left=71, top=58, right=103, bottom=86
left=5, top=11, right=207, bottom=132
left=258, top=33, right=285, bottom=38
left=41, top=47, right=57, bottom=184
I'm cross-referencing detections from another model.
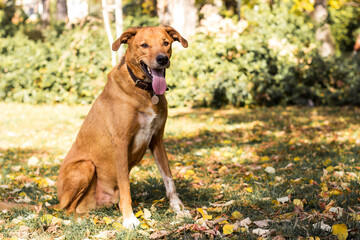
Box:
left=156, top=55, right=169, bottom=66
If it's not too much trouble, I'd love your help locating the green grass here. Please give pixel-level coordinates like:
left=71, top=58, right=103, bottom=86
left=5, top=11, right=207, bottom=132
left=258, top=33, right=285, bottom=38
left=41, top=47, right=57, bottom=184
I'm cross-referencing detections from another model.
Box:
left=0, top=103, right=360, bottom=239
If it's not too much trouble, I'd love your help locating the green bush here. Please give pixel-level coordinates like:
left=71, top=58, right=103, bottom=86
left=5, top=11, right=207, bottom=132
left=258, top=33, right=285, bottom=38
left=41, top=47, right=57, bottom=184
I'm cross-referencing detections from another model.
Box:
left=166, top=4, right=360, bottom=108
left=0, top=24, right=111, bottom=104
left=0, top=3, right=359, bottom=107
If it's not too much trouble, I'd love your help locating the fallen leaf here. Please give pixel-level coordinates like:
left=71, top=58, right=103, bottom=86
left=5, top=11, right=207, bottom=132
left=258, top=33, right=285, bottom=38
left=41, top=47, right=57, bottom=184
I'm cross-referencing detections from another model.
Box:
left=239, top=217, right=252, bottom=228
left=197, top=208, right=212, bottom=220
left=254, top=219, right=271, bottom=228
left=332, top=224, right=348, bottom=240
left=293, top=199, right=303, bottom=207
left=252, top=228, right=270, bottom=237
left=103, top=217, right=113, bottom=225
left=28, top=156, right=39, bottom=167
left=135, top=209, right=144, bottom=218
left=277, top=196, right=289, bottom=203
left=144, top=208, right=151, bottom=220
left=112, top=222, right=123, bottom=231
left=209, top=200, right=235, bottom=207
left=223, top=224, right=235, bottom=235
left=231, top=211, right=243, bottom=220
left=329, top=207, right=343, bottom=217
left=313, top=221, right=331, bottom=231
left=265, top=166, right=276, bottom=174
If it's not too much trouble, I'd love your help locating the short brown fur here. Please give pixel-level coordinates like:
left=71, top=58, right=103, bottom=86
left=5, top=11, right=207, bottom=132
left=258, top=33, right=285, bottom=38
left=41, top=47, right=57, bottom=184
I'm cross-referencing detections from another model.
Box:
left=56, top=26, right=188, bottom=228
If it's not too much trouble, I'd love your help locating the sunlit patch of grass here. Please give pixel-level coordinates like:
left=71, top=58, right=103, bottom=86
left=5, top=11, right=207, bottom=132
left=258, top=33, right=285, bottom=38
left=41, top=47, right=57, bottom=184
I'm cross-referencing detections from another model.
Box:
left=0, top=103, right=360, bottom=239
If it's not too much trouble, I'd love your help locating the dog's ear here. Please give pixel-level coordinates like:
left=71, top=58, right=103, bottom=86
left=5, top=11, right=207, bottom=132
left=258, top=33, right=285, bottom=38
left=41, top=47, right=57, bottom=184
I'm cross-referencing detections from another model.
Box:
left=162, top=26, right=188, bottom=48
left=112, top=27, right=141, bottom=51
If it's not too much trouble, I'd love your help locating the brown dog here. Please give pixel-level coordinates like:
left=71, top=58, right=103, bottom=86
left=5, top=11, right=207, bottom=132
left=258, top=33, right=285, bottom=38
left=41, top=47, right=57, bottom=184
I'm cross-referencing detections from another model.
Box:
left=56, top=26, right=188, bottom=229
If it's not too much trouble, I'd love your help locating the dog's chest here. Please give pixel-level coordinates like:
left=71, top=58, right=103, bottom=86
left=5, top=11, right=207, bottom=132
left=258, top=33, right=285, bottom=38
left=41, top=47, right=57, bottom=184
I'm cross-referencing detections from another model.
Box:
left=133, top=108, right=163, bottom=152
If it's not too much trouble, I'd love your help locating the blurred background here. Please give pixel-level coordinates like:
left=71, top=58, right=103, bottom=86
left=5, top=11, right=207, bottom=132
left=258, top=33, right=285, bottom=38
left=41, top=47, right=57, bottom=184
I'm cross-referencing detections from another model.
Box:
left=1, top=0, right=360, bottom=108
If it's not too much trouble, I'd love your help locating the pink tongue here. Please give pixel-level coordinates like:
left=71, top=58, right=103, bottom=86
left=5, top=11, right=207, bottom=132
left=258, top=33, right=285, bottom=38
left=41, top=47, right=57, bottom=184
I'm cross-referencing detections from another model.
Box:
left=151, top=69, right=167, bottom=95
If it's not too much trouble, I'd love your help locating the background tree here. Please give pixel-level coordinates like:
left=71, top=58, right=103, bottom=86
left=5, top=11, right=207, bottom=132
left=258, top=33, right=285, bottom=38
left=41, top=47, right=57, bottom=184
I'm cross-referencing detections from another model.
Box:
left=157, top=0, right=198, bottom=38
left=56, top=0, right=68, bottom=22
left=312, top=0, right=335, bottom=57
left=41, top=0, right=50, bottom=28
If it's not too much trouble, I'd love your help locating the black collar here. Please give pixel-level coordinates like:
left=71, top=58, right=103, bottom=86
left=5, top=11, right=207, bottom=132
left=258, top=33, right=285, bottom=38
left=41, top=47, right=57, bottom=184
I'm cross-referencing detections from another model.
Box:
left=127, top=65, right=169, bottom=95
left=127, top=65, right=154, bottom=93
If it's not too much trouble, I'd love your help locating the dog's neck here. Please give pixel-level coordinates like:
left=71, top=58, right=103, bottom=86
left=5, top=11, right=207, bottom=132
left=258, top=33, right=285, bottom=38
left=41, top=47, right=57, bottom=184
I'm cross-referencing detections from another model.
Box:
left=126, top=65, right=154, bottom=93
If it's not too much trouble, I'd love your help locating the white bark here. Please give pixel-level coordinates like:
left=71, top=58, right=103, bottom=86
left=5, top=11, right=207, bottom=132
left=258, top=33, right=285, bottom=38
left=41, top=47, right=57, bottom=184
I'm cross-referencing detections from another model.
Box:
left=312, top=0, right=335, bottom=57
left=115, top=0, right=123, bottom=59
left=157, top=0, right=197, bottom=39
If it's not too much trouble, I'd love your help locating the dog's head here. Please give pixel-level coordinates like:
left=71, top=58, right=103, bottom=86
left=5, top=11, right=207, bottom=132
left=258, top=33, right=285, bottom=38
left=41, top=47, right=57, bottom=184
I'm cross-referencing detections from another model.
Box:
left=112, top=26, right=188, bottom=95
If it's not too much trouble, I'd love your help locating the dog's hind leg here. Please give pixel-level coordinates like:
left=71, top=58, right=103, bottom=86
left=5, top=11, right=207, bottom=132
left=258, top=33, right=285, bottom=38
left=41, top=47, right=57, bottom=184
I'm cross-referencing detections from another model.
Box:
left=57, top=160, right=96, bottom=213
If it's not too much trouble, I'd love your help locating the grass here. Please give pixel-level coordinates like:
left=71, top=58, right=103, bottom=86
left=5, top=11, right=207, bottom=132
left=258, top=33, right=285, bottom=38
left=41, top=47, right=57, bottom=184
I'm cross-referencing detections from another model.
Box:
left=0, top=103, right=360, bottom=239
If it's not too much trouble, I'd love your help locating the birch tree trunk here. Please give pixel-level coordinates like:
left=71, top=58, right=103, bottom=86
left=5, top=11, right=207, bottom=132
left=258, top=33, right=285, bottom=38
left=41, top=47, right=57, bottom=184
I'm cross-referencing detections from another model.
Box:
left=157, top=0, right=197, bottom=39
left=56, top=0, right=68, bottom=22
left=312, top=0, right=335, bottom=57
left=102, top=0, right=123, bottom=66
left=41, top=0, right=50, bottom=28
left=114, top=0, right=123, bottom=59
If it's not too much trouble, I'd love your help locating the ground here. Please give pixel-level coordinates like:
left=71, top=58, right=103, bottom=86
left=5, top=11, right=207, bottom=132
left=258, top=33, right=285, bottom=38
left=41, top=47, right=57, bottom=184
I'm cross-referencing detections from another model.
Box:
left=0, top=103, right=359, bottom=239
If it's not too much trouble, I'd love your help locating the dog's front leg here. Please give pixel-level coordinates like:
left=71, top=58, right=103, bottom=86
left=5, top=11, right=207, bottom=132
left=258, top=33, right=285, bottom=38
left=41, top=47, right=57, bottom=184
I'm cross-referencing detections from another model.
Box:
left=114, top=142, right=140, bottom=229
left=150, top=135, right=184, bottom=213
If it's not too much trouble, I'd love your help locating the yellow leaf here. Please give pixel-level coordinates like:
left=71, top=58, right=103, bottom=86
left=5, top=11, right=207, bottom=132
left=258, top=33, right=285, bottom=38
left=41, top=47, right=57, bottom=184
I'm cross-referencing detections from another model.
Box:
left=231, top=211, right=243, bottom=220
left=245, top=187, right=253, bottom=193
left=197, top=208, right=212, bottom=220
left=41, top=214, right=53, bottom=225
left=294, top=157, right=300, bottom=162
left=112, top=222, right=123, bottom=230
left=293, top=199, right=303, bottom=207
left=140, top=222, right=150, bottom=229
left=135, top=210, right=144, bottom=218
left=351, top=213, right=360, bottom=221
left=223, top=224, right=235, bottom=235
left=332, top=224, right=348, bottom=240
left=103, top=217, right=112, bottom=224
left=219, top=220, right=229, bottom=224
left=184, top=169, right=195, bottom=179
left=326, top=166, right=334, bottom=172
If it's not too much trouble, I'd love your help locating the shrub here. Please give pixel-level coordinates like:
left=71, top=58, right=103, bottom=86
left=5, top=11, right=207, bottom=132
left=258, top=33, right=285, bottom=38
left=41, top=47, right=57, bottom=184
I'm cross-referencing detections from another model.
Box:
left=0, top=24, right=111, bottom=104
left=0, top=3, right=359, bottom=107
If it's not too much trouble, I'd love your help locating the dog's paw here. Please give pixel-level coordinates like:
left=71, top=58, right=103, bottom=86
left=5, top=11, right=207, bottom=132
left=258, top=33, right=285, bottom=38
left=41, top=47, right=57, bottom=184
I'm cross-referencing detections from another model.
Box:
left=122, top=215, right=140, bottom=230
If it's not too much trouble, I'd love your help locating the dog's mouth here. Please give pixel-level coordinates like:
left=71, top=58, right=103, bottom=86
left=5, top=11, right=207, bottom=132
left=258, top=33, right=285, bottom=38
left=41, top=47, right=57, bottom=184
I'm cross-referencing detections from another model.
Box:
left=140, top=61, right=167, bottom=95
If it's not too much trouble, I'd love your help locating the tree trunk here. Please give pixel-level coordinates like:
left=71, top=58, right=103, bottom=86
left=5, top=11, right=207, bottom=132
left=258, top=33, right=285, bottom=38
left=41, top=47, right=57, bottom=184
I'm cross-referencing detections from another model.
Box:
left=115, top=0, right=123, bottom=59
left=312, top=0, right=335, bottom=57
left=56, top=0, right=68, bottom=22
left=41, top=0, right=51, bottom=28
left=157, top=0, right=197, bottom=39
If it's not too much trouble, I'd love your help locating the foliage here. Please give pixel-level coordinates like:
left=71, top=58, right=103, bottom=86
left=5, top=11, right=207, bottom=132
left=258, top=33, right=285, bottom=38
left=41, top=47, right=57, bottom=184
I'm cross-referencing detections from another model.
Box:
left=1, top=103, right=360, bottom=239
left=0, top=22, right=111, bottom=104
left=167, top=4, right=360, bottom=108
left=328, top=3, right=360, bottom=52
left=0, top=1, right=360, bottom=107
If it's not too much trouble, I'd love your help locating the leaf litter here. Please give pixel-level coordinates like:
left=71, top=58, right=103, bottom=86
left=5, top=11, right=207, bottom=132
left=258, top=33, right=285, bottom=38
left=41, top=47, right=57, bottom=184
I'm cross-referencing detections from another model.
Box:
left=0, top=104, right=360, bottom=239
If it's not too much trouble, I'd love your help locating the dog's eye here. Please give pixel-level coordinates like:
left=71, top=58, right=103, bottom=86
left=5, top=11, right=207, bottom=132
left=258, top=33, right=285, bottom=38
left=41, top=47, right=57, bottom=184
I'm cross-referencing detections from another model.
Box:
left=141, top=43, right=149, bottom=48
left=163, top=41, right=169, bottom=46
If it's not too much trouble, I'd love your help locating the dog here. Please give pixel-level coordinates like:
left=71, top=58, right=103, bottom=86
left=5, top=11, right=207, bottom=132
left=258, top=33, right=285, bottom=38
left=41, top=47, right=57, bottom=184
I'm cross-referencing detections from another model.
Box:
left=56, top=26, right=188, bottom=229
